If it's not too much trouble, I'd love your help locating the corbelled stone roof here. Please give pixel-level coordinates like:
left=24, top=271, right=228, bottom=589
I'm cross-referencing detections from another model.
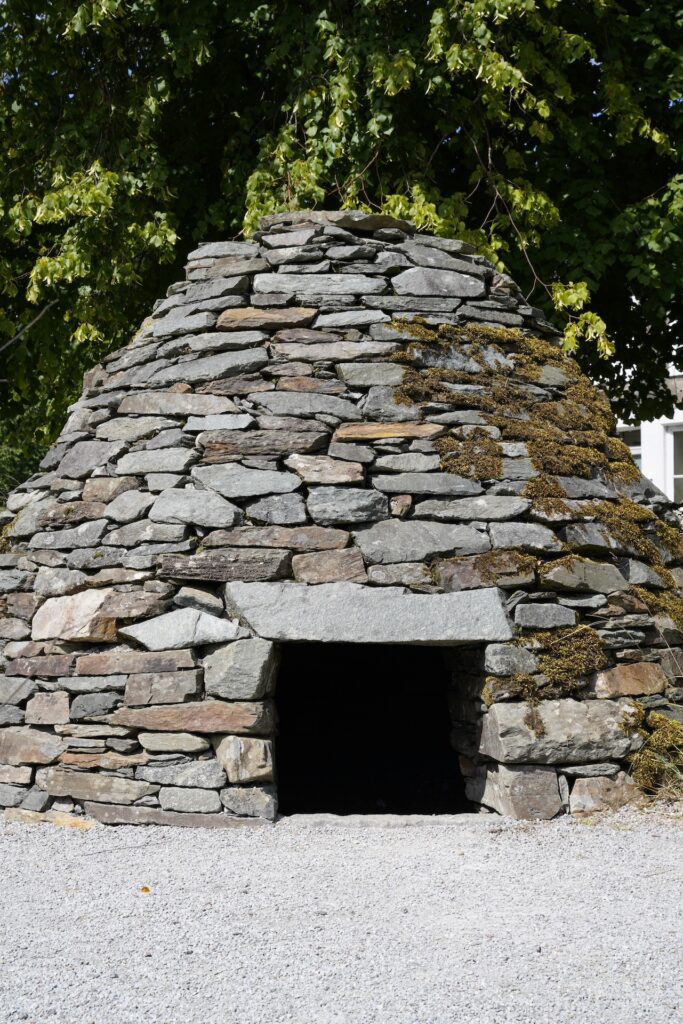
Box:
left=1, top=208, right=682, bottom=825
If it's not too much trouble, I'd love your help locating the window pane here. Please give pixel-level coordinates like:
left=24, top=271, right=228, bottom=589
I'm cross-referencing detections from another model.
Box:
left=632, top=453, right=642, bottom=471
left=674, top=477, right=683, bottom=503
left=619, top=428, right=641, bottom=447
left=675, top=433, right=683, bottom=476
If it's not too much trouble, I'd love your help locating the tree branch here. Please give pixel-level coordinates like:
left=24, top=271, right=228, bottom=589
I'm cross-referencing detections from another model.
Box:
left=0, top=300, right=59, bottom=359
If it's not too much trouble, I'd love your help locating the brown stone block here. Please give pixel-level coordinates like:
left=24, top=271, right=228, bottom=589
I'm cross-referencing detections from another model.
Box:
left=124, top=670, right=202, bottom=707
left=44, top=767, right=157, bottom=804
left=0, top=727, right=65, bottom=765
left=25, top=691, right=70, bottom=726
left=591, top=662, right=667, bottom=699
left=58, top=751, right=150, bottom=770
left=10, top=655, right=75, bottom=678
left=108, top=700, right=274, bottom=735
left=158, top=548, right=291, bottom=583
left=83, top=802, right=269, bottom=828
left=204, top=526, right=349, bottom=552
left=333, top=423, right=445, bottom=441
left=75, top=649, right=196, bottom=676
left=200, top=429, right=328, bottom=460
left=292, top=549, right=367, bottom=584
left=217, top=306, right=316, bottom=331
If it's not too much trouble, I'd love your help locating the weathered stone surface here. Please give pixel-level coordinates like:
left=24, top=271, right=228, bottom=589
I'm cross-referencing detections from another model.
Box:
left=467, top=764, right=561, bottom=820
left=149, top=487, right=242, bottom=528
left=362, top=385, right=421, bottom=423
left=0, top=677, right=37, bottom=703
left=569, top=772, right=643, bottom=815
left=158, top=548, right=291, bottom=583
left=285, top=454, right=363, bottom=485
left=124, top=670, right=202, bottom=706
left=271, top=341, right=398, bottom=362
left=0, top=764, right=32, bottom=785
left=174, top=585, right=224, bottom=614
left=76, top=649, right=195, bottom=675
left=220, top=784, right=277, bottom=820
left=307, top=487, right=388, bottom=526
left=137, top=759, right=226, bottom=788
left=149, top=348, right=268, bottom=386
left=392, top=267, right=485, bottom=298
left=205, top=525, right=349, bottom=551
left=200, top=429, right=327, bottom=460
left=159, top=787, right=223, bottom=813
left=0, top=784, right=28, bottom=808
left=204, top=639, right=278, bottom=700
left=138, top=732, right=210, bottom=753
left=224, top=581, right=512, bottom=644
left=334, top=422, right=444, bottom=442
left=353, top=520, right=489, bottom=564
left=118, top=392, right=238, bottom=416
left=246, top=493, right=307, bottom=526
left=119, top=608, right=243, bottom=650
left=251, top=391, right=362, bottom=421
left=337, top=363, right=406, bottom=387
left=591, top=662, right=667, bottom=699
left=0, top=727, right=63, bottom=767
left=217, top=306, right=316, bottom=330
left=213, top=736, right=273, bottom=784
left=184, top=414, right=254, bottom=433
left=96, top=415, right=176, bottom=442
left=105, top=489, right=155, bottom=523
left=484, top=644, right=539, bottom=676
left=374, top=453, right=440, bottom=473
left=58, top=751, right=150, bottom=770
left=31, top=589, right=119, bottom=643
left=70, top=692, right=120, bottom=720
left=254, top=272, right=385, bottom=295
left=488, top=522, right=562, bottom=553
left=57, top=440, right=126, bottom=479
left=372, top=473, right=481, bottom=497
left=43, top=767, right=157, bottom=804
left=82, top=476, right=138, bottom=503
left=115, top=448, right=195, bottom=476
left=292, top=548, right=367, bottom=584
left=109, top=700, right=273, bottom=734
left=84, top=801, right=262, bottom=827
left=192, top=463, right=300, bottom=499
left=561, top=763, right=621, bottom=779
left=24, top=691, right=69, bottom=725
left=479, top=698, right=643, bottom=764
left=435, top=550, right=536, bottom=591
left=40, top=501, right=108, bottom=527
left=366, top=563, right=432, bottom=588
left=417, top=496, right=529, bottom=521
left=514, top=604, right=577, bottom=629
left=541, top=558, right=628, bottom=594
left=108, top=519, right=189, bottom=547
left=0, top=706, right=24, bottom=725
left=29, top=519, right=109, bottom=551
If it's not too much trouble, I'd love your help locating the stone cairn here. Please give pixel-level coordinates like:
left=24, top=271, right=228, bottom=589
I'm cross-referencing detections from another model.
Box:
left=1, top=208, right=682, bottom=826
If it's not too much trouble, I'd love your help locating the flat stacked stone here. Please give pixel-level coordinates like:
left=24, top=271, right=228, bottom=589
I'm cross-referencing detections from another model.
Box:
left=0, top=208, right=681, bottom=824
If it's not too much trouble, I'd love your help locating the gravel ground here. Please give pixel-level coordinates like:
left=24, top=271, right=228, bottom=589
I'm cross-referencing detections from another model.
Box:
left=0, top=807, right=681, bottom=1024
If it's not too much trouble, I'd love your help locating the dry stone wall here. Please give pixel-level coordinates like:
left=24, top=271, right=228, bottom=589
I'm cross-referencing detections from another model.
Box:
left=1, top=208, right=682, bottom=825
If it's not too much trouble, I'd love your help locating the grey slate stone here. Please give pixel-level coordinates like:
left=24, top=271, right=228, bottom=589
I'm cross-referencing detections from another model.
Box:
left=415, top=496, right=530, bottom=521
left=184, top=414, right=254, bottom=432
left=151, top=311, right=215, bottom=338
left=149, top=348, right=268, bottom=386
left=392, top=267, right=485, bottom=298
left=220, top=784, right=277, bottom=820
left=149, top=487, right=243, bottom=528
left=246, top=493, right=308, bottom=526
left=29, top=519, right=109, bottom=551
left=224, top=581, right=513, bottom=645
left=479, top=698, right=643, bottom=764
left=374, top=453, right=440, bottom=473
left=159, top=787, right=222, bottom=813
left=115, top=448, right=195, bottom=475
left=314, top=310, right=389, bottom=329
left=118, top=392, right=238, bottom=416
left=362, top=386, right=421, bottom=422
left=353, top=520, right=489, bottom=564
left=106, top=520, right=186, bottom=547
left=0, top=707, right=25, bottom=726
left=193, top=463, right=300, bottom=500
left=0, top=783, right=27, bottom=808
left=187, top=241, right=259, bottom=260
left=541, top=558, right=628, bottom=594
left=0, top=677, right=37, bottom=704
left=337, top=363, right=406, bottom=387
left=105, top=490, right=155, bottom=523
left=57, top=440, right=127, bottom=479
left=137, top=759, right=226, bottom=788
left=249, top=391, right=361, bottom=421
left=254, top=273, right=386, bottom=295
left=484, top=644, right=539, bottom=676
left=307, top=487, right=388, bottom=526
left=70, top=692, right=120, bottom=720
left=489, top=522, right=563, bottom=553
left=372, top=473, right=481, bottom=497
left=328, top=442, right=375, bottom=464
left=204, top=639, right=278, bottom=700
left=119, top=608, right=243, bottom=650
left=96, top=415, right=176, bottom=442
left=514, top=604, right=577, bottom=629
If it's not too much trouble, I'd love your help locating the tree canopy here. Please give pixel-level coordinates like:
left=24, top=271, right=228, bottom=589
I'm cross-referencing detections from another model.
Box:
left=1, top=0, right=681, bottom=496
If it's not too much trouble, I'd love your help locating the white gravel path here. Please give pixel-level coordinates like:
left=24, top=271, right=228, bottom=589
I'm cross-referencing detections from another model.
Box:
left=0, top=807, right=681, bottom=1024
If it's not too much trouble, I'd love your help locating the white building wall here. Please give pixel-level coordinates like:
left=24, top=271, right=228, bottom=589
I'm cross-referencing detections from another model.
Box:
left=617, top=375, right=683, bottom=502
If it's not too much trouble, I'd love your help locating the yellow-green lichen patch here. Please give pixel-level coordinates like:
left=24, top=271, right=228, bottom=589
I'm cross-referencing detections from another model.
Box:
left=522, top=624, right=607, bottom=686
left=522, top=476, right=568, bottom=499
left=630, top=586, right=683, bottom=633
left=654, top=520, right=683, bottom=561
left=528, top=440, right=608, bottom=479
left=434, top=431, right=503, bottom=480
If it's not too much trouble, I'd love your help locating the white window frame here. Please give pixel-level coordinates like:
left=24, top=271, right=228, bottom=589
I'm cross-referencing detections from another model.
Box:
left=666, top=426, right=683, bottom=504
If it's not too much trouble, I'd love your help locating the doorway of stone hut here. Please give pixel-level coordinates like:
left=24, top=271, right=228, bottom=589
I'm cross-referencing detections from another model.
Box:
left=275, top=643, right=469, bottom=815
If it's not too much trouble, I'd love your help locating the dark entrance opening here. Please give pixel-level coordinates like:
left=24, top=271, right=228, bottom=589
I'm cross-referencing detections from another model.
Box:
left=275, top=642, right=469, bottom=815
